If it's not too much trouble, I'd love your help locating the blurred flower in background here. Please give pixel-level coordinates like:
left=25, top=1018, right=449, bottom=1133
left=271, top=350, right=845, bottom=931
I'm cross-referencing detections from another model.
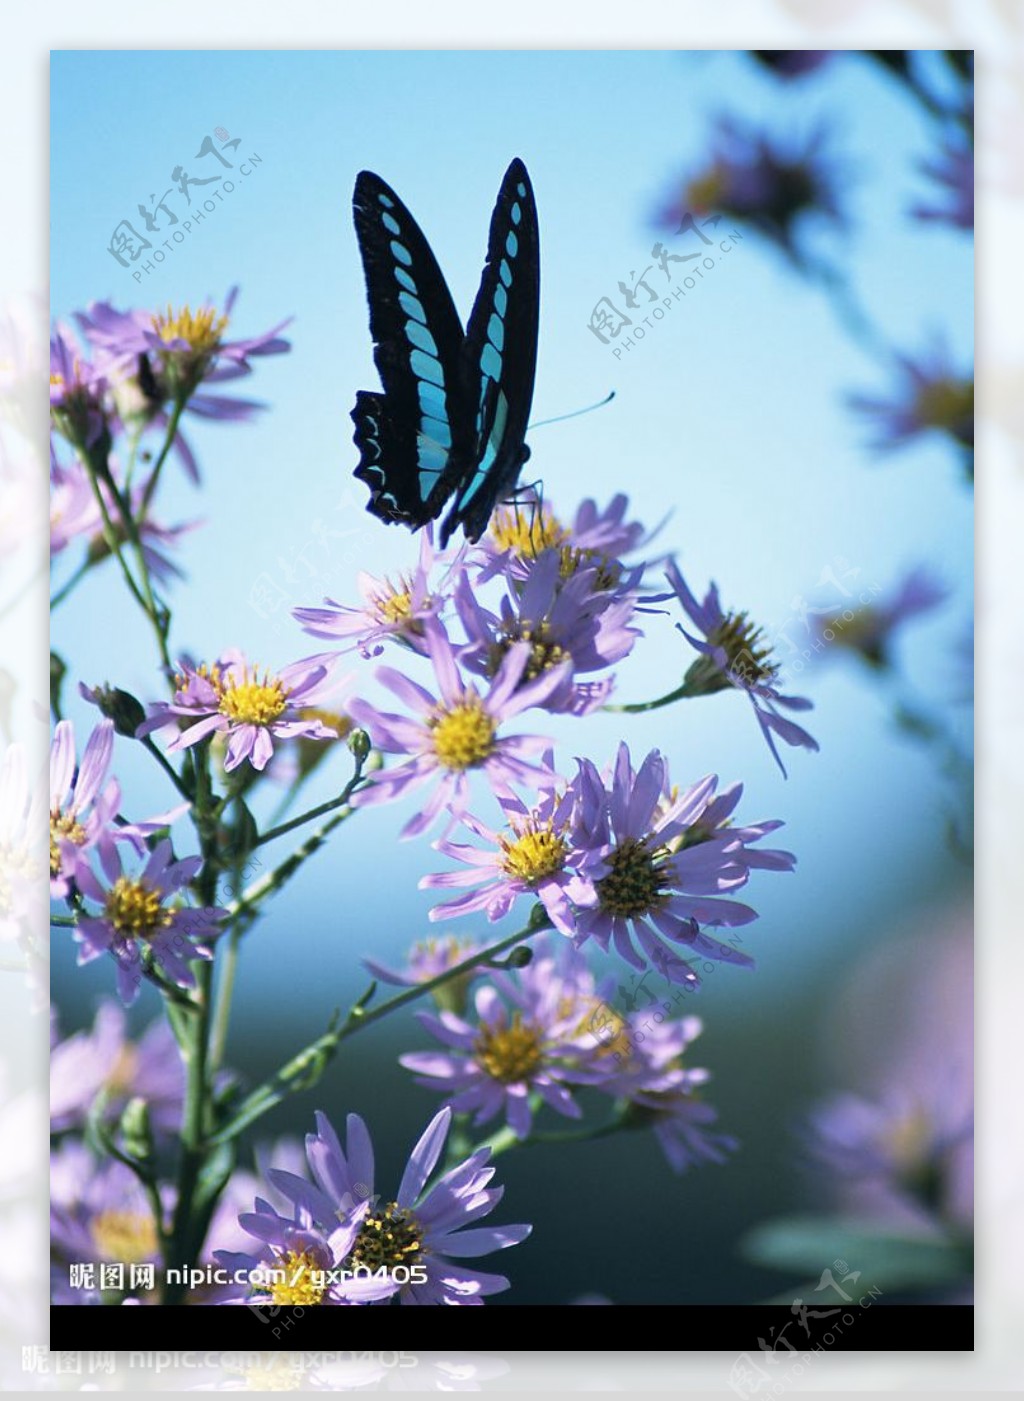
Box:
left=655, top=116, right=845, bottom=269
left=912, top=132, right=974, bottom=230
left=743, top=905, right=972, bottom=1299
left=848, top=339, right=974, bottom=477
left=50, top=1000, right=184, bottom=1134
left=811, top=565, right=949, bottom=669
left=750, top=51, right=834, bottom=80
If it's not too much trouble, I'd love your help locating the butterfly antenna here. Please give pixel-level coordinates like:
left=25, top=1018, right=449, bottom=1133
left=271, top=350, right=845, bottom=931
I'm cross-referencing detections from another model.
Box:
left=528, top=390, right=615, bottom=431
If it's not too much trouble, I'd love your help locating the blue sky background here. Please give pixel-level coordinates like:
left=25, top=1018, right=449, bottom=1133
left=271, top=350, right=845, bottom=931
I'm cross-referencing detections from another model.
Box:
left=51, top=51, right=972, bottom=1301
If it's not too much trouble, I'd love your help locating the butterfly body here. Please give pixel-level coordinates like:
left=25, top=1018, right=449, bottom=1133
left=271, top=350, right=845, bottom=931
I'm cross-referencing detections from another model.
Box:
left=351, top=159, right=539, bottom=546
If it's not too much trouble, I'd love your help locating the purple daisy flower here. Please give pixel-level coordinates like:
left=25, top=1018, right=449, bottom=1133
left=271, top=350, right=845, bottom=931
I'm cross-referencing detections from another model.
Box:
left=587, top=1010, right=738, bottom=1173
left=657, top=118, right=844, bottom=268
left=51, top=1139, right=164, bottom=1302
left=474, top=490, right=653, bottom=589
left=400, top=944, right=607, bottom=1138
left=662, top=560, right=819, bottom=776
left=420, top=785, right=606, bottom=936
left=140, top=648, right=342, bottom=773
left=848, top=339, right=974, bottom=472
left=813, top=566, right=949, bottom=668
left=804, top=1086, right=973, bottom=1232
left=293, top=528, right=443, bottom=659
left=50, top=325, right=108, bottom=450
left=911, top=136, right=973, bottom=230
left=50, top=1000, right=184, bottom=1135
left=362, top=933, right=487, bottom=1016
left=77, top=285, right=290, bottom=405
left=76, top=287, right=290, bottom=483
left=49, top=718, right=185, bottom=898
left=72, top=838, right=224, bottom=1005
left=215, top=1106, right=530, bottom=1306
left=197, top=1139, right=309, bottom=1302
left=454, top=548, right=640, bottom=715
left=347, top=618, right=569, bottom=839
left=571, top=744, right=764, bottom=987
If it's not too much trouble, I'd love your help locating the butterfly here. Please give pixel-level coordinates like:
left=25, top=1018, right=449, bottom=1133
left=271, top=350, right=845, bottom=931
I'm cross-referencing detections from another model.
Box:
left=350, top=158, right=540, bottom=547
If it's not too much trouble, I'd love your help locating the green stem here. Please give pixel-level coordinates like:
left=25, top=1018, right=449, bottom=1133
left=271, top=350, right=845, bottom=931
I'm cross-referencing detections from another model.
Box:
left=123, top=425, right=143, bottom=493
left=471, top=1111, right=627, bottom=1160
left=140, top=734, right=194, bottom=801
left=82, top=467, right=151, bottom=618
left=210, top=915, right=551, bottom=1147
left=139, top=398, right=186, bottom=519
left=97, top=464, right=173, bottom=673
left=49, top=558, right=93, bottom=611
left=805, top=257, right=894, bottom=367
left=208, top=927, right=241, bottom=1074
left=605, top=680, right=693, bottom=714
left=341, top=919, right=547, bottom=1039
left=254, top=760, right=369, bottom=847
left=226, top=804, right=358, bottom=934
left=165, top=741, right=219, bottom=1303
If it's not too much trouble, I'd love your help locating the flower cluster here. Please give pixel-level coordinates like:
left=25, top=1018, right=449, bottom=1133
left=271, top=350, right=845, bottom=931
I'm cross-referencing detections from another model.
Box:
left=50, top=281, right=819, bottom=1311
left=400, top=936, right=735, bottom=1172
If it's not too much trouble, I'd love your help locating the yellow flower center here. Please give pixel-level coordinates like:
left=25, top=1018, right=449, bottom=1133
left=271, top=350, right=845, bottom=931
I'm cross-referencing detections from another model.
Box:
left=106, top=1043, right=140, bottom=1093
left=883, top=1107, right=933, bottom=1172
left=489, top=505, right=566, bottom=559
left=369, top=570, right=429, bottom=627
left=104, top=877, right=173, bottom=938
left=153, top=304, right=228, bottom=355
left=91, top=1209, right=158, bottom=1264
left=218, top=670, right=289, bottom=726
left=297, top=706, right=350, bottom=739
left=50, top=809, right=87, bottom=877
left=489, top=621, right=570, bottom=684
left=915, top=376, right=973, bottom=433
left=686, top=166, right=728, bottom=211
left=176, top=661, right=223, bottom=696
left=348, top=1202, right=424, bottom=1273
left=414, top=934, right=472, bottom=970
left=268, top=1249, right=327, bottom=1308
left=475, top=1012, right=545, bottom=1084
left=500, top=823, right=568, bottom=884
left=571, top=997, right=633, bottom=1060
left=559, top=544, right=622, bottom=592
left=429, top=698, right=495, bottom=770
left=596, top=837, right=670, bottom=918
left=379, top=589, right=412, bottom=622
left=689, top=610, right=777, bottom=692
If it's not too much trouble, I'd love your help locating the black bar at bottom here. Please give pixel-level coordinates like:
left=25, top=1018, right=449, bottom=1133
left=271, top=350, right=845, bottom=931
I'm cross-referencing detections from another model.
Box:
left=51, top=1304, right=973, bottom=1352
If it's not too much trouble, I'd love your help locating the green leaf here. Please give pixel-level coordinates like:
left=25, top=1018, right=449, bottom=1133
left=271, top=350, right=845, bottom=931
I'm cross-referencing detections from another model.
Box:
left=742, top=1214, right=968, bottom=1293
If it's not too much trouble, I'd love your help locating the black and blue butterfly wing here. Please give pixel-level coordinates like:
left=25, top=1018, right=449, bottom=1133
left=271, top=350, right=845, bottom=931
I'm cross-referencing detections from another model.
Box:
left=439, top=159, right=540, bottom=546
left=351, top=171, right=471, bottom=528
